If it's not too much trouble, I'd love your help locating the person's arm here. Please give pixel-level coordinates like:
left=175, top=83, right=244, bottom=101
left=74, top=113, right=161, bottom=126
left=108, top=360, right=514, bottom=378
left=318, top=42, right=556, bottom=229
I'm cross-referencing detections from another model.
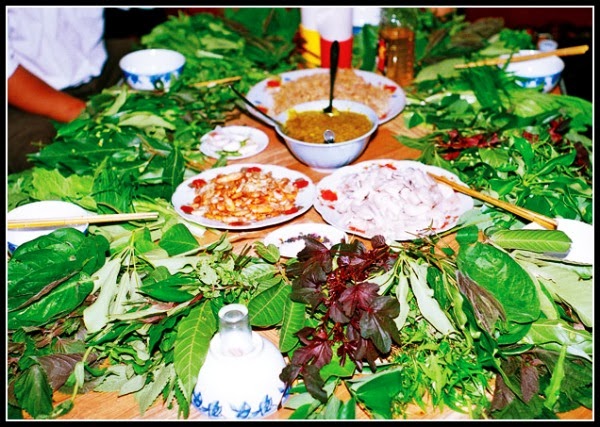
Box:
left=7, top=65, right=87, bottom=123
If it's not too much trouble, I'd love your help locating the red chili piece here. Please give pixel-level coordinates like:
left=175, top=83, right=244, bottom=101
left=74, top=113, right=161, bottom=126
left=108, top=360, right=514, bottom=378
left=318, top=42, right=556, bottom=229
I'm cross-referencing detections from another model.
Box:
left=294, top=178, right=309, bottom=189
left=189, top=178, right=207, bottom=189
left=320, top=189, right=338, bottom=202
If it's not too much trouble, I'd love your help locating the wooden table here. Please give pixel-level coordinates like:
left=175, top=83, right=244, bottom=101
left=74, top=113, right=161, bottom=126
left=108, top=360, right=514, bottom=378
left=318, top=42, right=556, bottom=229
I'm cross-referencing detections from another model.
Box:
left=45, top=109, right=592, bottom=421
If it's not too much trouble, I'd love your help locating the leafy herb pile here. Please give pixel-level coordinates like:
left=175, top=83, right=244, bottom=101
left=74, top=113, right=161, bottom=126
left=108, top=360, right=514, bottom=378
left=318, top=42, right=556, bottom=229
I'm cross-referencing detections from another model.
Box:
left=7, top=9, right=593, bottom=421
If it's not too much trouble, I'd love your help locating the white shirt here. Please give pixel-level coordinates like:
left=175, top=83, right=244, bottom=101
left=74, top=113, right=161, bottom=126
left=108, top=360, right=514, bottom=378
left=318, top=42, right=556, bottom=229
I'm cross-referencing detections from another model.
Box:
left=6, top=7, right=107, bottom=90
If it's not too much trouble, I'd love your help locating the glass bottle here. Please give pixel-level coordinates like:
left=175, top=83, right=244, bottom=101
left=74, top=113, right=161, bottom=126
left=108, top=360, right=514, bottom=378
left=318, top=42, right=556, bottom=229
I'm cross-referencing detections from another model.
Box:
left=378, top=8, right=418, bottom=87
left=218, top=303, right=254, bottom=357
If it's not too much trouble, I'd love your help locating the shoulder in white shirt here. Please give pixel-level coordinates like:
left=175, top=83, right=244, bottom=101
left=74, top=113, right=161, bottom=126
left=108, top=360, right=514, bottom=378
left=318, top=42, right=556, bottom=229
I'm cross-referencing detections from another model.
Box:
left=7, top=6, right=108, bottom=90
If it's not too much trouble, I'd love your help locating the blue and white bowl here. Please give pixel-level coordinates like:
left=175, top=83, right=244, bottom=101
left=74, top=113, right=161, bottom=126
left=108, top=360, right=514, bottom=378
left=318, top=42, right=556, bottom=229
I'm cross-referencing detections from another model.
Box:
left=7, top=201, right=90, bottom=253
left=500, top=49, right=564, bottom=93
left=119, top=49, right=186, bottom=91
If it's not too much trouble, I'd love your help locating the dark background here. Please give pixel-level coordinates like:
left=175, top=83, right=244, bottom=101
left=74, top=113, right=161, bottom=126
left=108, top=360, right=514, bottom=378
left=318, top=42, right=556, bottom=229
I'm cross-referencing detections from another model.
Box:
left=104, top=7, right=593, bottom=102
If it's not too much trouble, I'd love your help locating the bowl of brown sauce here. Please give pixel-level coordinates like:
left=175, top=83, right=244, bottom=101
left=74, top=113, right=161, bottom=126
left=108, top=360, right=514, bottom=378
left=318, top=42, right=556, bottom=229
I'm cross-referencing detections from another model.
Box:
left=274, top=100, right=378, bottom=171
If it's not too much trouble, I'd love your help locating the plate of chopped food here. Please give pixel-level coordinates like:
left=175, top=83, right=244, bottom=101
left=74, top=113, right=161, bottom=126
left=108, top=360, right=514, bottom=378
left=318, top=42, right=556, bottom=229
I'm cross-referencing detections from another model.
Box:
left=172, top=164, right=316, bottom=230
left=314, top=159, right=474, bottom=241
left=263, top=222, right=348, bottom=258
left=199, top=125, right=269, bottom=160
left=245, top=68, right=405, bottom=125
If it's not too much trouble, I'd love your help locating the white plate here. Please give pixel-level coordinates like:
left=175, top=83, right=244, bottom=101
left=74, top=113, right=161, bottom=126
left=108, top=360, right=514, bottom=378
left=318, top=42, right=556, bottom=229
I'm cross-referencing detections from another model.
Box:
left=172, top=163, right=316, bottom=230
left=199, top=125, right=269, bottom=160
left=246, top=68, right=405, bottom=125
left=523, top=218, right=593, bottom=265
left=314, top=160, right=474, bottom=241
left=263, top=223, right=348, bottom=258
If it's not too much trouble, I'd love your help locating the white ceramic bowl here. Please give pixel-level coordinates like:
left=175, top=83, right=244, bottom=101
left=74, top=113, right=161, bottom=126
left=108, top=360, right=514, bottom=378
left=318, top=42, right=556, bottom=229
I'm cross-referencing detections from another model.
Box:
left=119, top=48, right=186, bottom=91
left=7, top=201, right=90, bottom=253
left=500, top=49, right=564, bottom=93
left=274, top=100, right=379, bottom=171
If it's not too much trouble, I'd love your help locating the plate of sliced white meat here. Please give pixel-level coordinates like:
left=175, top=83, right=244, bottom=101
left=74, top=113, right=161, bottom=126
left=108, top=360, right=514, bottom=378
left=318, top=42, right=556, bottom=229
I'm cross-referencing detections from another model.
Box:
left=314, top=160, right=474, bottom=241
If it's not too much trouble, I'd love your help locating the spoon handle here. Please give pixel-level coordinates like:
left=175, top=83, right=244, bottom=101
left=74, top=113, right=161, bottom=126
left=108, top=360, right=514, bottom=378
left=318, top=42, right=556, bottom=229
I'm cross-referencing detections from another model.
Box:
left=329, top=41, right=339, bottom=107
left=228, top=85, right=284, bottom=128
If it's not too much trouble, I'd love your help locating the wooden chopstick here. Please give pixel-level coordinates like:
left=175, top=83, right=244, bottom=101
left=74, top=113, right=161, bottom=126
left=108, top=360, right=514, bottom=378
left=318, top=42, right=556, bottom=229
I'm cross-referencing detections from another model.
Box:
left=7, top=212, right=159, bottom=230
left=191, top=76, right=242, bottom=88
left=427, top=172, right=558, bottom=230
left=454, top=44, right=589, bottom=69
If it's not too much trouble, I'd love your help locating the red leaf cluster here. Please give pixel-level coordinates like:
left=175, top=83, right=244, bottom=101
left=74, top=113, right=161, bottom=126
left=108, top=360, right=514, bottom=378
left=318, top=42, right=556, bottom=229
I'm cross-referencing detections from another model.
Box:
left=280, top=236, right=401, bottom=403
left=436, top=129, right=501, bottom=160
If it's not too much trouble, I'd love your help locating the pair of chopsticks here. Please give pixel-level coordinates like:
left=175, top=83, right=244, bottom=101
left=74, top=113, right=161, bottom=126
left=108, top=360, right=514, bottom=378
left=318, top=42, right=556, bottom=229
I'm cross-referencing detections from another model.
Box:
left=427, top=173, right=557, bottom=230
left=454, top=44, right=589, bottom=69
left=7, top=212, right=159, bottom=230
left=190, top=76, right=241, bottom=88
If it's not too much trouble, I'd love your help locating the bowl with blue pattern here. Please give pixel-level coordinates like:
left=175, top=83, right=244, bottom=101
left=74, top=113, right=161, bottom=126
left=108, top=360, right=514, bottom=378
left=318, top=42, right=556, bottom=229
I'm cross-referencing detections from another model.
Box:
left=7, top=201, right=90, bottom=254
left=499, top=49, right=564, bottom=93
left=119, top=48, right=185, bottom=91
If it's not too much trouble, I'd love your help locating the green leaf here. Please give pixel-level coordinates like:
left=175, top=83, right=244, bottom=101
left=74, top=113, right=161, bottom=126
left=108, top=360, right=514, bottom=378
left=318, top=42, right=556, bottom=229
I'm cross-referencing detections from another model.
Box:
left=320, top=352, right=356, bottom=381
left=349, top=368, right=405, bottom=419
left=136, top=363, right=174, bottom=414
left=406, top=258, right=455, bottom=335
left=279, top=297, right=306, bottom=353
left=535, top=265, right=593, bottom=328
left=248, top=281, right=290, bottom=327
left=253, top=241, right=280, bottom=263
left=139, top=275, right=196, bottom=303
left=544, top=345, right=566, bottom=411
left=520, top=319, right=592, bottom=361
left=489, top=229, right=572, bottom=253
left=14, top=364, right=54, bottom=418
left=173, top=301, right=217, bottom=401
left=158, top=223, right=200, bottom=256
left=457, top=242, right=540, bottom=327
left=83, top=259, right=122, bottom=333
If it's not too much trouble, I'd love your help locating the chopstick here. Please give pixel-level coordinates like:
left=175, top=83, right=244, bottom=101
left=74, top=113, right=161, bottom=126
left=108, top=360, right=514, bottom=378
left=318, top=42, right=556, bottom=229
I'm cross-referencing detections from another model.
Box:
left=454, top=44, right=589, bottom=69
left=427, top=172, right=558, bottom=230
left=191, top=76, right=242, bottom=88
left=7, top=212, right=159, bottom=230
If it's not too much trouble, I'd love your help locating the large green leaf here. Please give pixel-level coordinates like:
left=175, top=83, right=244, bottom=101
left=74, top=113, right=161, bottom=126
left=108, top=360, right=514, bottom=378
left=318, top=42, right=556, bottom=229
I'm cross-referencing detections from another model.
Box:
left=248, top=281, right=290, bottom=327
left=279, top=297, right=306, bottom=353
left=490, top=229, right=572, bottom=253
left=158, top=223, right=200, bottom=256
left=348, top=368, right=405, bottom=419
left=457, top=242, right=540, bottom=326
left=173, top=301, right=217, bottom=400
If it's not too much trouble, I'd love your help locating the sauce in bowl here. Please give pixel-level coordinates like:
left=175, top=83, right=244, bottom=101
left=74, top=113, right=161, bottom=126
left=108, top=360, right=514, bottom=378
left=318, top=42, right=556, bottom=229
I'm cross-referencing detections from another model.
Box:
left=283, top=109, right=373, bottom=143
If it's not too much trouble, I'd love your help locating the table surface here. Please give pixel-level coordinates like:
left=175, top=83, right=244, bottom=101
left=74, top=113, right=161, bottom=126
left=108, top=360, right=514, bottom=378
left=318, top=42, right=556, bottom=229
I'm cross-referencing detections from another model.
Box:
left=44, top=101, right=592, bottom=421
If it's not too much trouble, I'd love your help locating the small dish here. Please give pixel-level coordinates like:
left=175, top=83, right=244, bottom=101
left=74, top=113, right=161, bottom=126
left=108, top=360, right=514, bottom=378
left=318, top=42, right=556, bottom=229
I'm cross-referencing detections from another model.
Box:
left=499, top=49, right=564, bottom=93
left=263, top=222, right=347, bottom=258
left=200, top=125, right=269, bottom=160
left=119, top=48, right=186, bottom=91
left=523, top=218, right=593, bottom=265
left=7, top=201, right=90, bottom=253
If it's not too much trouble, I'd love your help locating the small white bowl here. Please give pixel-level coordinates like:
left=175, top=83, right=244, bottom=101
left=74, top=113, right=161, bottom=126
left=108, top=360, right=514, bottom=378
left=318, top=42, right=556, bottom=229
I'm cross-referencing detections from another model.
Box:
left=274, top=100, right=378, bottom=171
left=263, top=222, right=347, bottom=258
left=7, top=201, right=90, bottom=253
left=499, top=49, right=564, bottom=93
left=119, top=48, right=186, bottom=91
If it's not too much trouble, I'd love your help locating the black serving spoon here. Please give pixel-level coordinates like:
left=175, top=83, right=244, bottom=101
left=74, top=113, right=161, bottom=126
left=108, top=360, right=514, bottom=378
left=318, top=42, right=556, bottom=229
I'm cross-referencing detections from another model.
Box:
left=323, top=40, right=339, bottom=115
left=228, top=84, right=285, bottom=129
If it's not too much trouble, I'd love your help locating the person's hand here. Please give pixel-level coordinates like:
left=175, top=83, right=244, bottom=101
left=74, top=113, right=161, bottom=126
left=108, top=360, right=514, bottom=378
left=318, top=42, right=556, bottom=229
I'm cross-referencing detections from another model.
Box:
left=429, top=8, right=456, bottom=17
left=8, top=65, right=87, bottom=123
